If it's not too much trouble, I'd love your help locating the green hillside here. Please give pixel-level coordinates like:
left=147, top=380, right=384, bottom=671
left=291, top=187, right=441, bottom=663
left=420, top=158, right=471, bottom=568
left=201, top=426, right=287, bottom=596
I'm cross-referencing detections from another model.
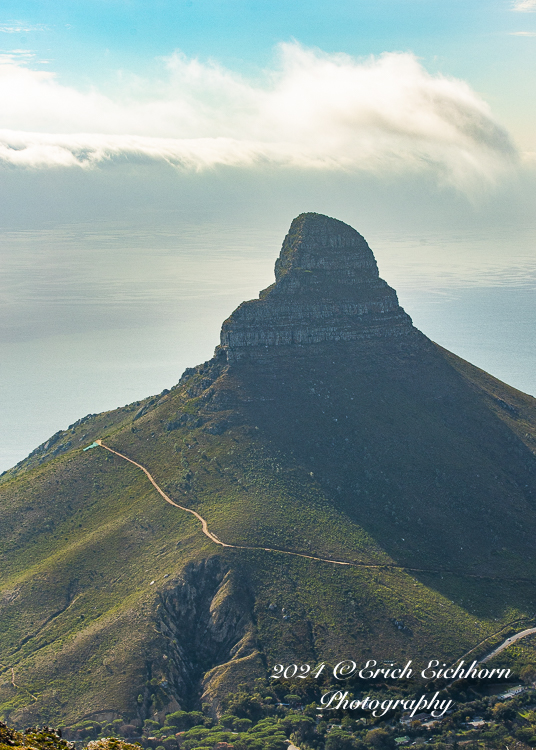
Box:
left=1, top=214, right=535, bottom=732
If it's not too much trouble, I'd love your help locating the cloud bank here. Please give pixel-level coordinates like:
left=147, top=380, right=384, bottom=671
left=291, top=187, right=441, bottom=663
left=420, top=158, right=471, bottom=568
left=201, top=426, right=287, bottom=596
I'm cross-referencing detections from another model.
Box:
left=0, top=43, right=517, bottom=190
left=512, top=0, right=536, bottom=11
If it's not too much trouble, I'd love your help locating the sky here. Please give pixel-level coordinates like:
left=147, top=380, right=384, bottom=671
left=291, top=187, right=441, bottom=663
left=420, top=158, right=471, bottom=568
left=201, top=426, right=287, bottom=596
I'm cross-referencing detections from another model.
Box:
left=1, top=0, right=535, bottom=472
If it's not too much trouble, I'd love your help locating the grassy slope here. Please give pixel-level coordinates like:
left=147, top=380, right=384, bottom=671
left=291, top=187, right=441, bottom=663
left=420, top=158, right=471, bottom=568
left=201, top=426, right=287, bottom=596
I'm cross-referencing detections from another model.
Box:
left=1, top=342, right=535, bottom=726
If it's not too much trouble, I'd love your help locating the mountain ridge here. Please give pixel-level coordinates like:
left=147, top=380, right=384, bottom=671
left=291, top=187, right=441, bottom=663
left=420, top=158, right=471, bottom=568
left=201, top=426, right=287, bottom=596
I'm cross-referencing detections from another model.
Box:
left=1, top=212, right=536, bottom=729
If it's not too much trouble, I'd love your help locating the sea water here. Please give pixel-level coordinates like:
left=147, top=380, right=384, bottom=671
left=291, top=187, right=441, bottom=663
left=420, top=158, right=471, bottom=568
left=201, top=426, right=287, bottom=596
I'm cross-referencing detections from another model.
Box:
left=1, top=222, right=534, bottom=474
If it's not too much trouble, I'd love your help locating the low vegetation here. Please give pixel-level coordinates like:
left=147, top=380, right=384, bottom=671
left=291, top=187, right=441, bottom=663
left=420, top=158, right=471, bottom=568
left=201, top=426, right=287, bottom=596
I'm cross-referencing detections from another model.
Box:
left=4, top=674, right=536, bottom=750
left=1, top=338, right=536, bottom=724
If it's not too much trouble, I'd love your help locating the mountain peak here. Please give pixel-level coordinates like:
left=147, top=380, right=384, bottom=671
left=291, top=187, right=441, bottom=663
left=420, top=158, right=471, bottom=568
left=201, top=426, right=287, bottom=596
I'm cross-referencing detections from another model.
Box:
left=273, top=212, right=378, bottom=281
left=220, top=212, right=415, bottom=361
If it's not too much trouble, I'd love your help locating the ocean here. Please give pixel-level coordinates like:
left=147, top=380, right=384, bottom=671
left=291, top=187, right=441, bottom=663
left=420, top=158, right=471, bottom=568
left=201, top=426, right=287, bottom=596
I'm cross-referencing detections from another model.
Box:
left=1, top=221, right=534, bottom=474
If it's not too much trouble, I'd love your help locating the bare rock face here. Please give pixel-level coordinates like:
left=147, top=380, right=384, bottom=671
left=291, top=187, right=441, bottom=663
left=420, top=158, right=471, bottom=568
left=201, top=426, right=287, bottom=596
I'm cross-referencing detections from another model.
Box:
left=220, top=213, right=415, bottom=362
left=151, top=557, right=262, bottom=717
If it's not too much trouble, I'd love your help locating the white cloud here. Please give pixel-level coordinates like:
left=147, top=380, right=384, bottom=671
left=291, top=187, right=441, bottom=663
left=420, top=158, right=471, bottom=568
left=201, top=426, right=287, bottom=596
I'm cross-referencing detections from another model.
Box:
left=0, top=21, right=48, bottom=33
left=0, top=50, right=36, bottom=63
left=512, top=0, right=536, bottom=9
left=0, top=43, right=517, bottom=191
left=509, top=30, right=536, bottom=34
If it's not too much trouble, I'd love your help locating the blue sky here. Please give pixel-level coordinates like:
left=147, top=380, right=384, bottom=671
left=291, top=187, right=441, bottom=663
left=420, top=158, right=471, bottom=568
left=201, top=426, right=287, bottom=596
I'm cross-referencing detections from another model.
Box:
left=0, top=2, right=534, bottom=85
left=1, top=0, right=535, bottom=150
left=1, top=2, right=533, bottom=69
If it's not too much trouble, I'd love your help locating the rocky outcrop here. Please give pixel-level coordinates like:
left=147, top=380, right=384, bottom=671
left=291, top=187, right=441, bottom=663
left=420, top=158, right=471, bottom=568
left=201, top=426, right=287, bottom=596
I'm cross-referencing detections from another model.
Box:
left=150, top=558, right=261, bottom=716
left=219, top=213, right=416, bottom=362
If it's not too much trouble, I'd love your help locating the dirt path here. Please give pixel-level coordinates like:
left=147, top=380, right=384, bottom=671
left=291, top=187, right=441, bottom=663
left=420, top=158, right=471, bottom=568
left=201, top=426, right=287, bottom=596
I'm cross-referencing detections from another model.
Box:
left=95, top=440, right=536, bottom=585
left=0, top=664, right=17, bottom=688
left=92, top=440, right=536, bottom=666
left=0, top=664, right=37, bottom=700
left=96, top=440, right=230, bottom=547
left=96, top=440, right=378, bottom=567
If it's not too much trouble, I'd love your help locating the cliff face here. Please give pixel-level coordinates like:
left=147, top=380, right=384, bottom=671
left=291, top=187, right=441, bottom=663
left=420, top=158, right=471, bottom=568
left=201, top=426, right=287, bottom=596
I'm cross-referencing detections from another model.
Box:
left=153, top=557, right=262, bottom=716
left=220, top=213, right=416, bottom=360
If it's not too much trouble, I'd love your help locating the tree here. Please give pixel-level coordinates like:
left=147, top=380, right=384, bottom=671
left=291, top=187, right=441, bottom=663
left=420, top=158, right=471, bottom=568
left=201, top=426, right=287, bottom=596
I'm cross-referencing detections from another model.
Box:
left=493, top=703, right=516, bottom=723
left=365, top=728, right=394, bottom=750
left=520, top=664, right=536, bottom=685
left=281, top=715, right=315, bottom=743
left=325, top=729, right=358, bottom=750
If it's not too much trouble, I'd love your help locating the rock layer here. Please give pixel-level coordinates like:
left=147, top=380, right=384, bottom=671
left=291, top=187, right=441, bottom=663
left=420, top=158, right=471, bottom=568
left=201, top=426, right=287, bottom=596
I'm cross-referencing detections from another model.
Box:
left=220, top=213, right=415, bottom=361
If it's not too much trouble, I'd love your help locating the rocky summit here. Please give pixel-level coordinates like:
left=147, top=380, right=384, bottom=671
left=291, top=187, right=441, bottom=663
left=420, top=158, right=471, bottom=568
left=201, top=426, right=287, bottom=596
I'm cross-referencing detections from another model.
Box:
left=1, top=213, right=536, bottom=731
left=220, top=213, right=415, bottom=359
